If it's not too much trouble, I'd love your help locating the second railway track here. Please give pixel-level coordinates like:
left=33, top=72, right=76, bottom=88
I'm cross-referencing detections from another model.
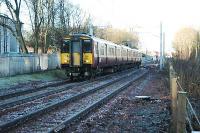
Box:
left=0, top=68, right=135, bottom=109
left=0, top=68, right=148, bottom=132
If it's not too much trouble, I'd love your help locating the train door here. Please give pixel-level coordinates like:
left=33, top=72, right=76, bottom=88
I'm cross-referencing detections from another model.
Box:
left=115, top=46, right=117, bottom=64
left=70, top=40, right=82, bottom=67
left=96, top=42, right=99, bottom=65
left=127, top=49, right=128, bottom=61
left=105, top=44, right=108, bottom=64
left=121, top=48, right=123, bottom=62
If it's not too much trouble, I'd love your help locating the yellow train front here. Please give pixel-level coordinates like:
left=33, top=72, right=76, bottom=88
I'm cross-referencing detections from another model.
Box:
left=60, top=34, right=93, bottom=80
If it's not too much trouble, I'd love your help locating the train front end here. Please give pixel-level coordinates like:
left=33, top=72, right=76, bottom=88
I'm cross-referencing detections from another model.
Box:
left=60, top=34, right=93, bottom=80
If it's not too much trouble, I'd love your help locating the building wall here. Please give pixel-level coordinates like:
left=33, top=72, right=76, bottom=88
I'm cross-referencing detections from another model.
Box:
left=0, top=53, right=61, bottom=77
left=0, top=14, right=20, bottom=54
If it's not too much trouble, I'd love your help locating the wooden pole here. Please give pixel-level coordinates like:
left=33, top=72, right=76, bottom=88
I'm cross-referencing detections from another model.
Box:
left=177, top=91, right=187, bottom=133
left=169, top=63, right=173, bottom=89
left=171, top=77, right=177, bottom=132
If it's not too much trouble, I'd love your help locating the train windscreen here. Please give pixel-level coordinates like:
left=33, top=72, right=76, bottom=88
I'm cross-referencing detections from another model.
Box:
left=61, top=40, right=70, bottom=52
left=83, top=40, right=92, bottom=52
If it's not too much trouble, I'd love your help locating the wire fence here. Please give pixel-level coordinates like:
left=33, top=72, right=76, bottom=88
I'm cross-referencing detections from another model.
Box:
left=168, top=62, right=200, bottom=133
left=176, top=80, right=200, bottom=132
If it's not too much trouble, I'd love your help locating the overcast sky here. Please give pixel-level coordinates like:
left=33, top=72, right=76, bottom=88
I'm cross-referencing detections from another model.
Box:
left=70, top=0, right=200, bottom=52
left=1, top=0, right=200, bottom=52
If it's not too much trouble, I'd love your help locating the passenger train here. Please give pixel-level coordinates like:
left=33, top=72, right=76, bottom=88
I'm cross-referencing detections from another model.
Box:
left=60, top=34, right=142, bottom=80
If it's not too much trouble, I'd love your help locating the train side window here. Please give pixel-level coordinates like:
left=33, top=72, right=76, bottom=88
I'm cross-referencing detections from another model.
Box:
left=112, top=48, right=114, bottom=56
left=114, top=47, right=116, bottom=56
left=123, top=49, right=126, bottom=57
left=100, top=45, right=104, bottom=55
left=109, top=47, right=114, bottom=56
left=105, top=44, right=107, bottom=56
left=118, top=49, right=121, bottom=56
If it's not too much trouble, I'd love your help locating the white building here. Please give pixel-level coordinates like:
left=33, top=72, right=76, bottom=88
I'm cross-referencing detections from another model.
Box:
left=0, top=14, right=20, bottom=54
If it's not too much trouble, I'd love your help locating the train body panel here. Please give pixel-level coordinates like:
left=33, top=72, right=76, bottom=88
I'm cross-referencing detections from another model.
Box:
left=83, top=53, right=93, bottom=64
left=60, top=34, right=142, bottom=79
left=60, top=53, right=70, bottom=64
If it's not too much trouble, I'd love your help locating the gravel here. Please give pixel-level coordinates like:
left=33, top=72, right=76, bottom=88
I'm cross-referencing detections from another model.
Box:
left=8, top=69, right=147, bottom=132
left=65, top=68, right=171, bottom=133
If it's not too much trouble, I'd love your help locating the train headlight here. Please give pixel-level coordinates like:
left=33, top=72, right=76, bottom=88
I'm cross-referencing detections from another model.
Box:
left=85, top=60, right=89, bottom=63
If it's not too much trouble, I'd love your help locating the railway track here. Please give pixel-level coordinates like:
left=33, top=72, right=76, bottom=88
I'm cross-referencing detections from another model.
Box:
left=0, top=68, right=147, bottom=132
left=0, top=80, right=70, bottom=100
left=0, top=68, right=135, bottom=109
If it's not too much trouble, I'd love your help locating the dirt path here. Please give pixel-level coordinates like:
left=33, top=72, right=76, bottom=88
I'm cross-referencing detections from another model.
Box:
left=65, top=69, right=171, bottom=133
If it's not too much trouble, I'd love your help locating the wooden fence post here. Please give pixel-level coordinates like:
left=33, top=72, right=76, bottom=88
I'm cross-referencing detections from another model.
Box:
left=171, top=77, right=177, bottom=132
left=177, top=91, right=187, bottom=133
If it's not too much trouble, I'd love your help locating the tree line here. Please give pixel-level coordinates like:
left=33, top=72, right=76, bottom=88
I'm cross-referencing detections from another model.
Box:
left=1, top=0, right=139, bottom=54
left=172, top=27, right=200, bottom=97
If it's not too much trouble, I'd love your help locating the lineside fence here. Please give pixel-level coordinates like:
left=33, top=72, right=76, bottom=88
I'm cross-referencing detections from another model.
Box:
left=169, top=63, right=200, bottom=133
left=0, top=53, right=60, bottom=77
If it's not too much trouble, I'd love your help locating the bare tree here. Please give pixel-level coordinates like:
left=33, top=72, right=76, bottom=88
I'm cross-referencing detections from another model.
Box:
left=25, top=0, right=57, bottom=53
left=173, top=27, right=198, bottom=59
left=25, top=0, right=44, bottom=53
left=4, top=0, right=28, bottom=53
left=25, top=0, right=91, bottom=53
left=57, top=1, right=87, bottom=34
left=71, top=6, right=85, bottom=33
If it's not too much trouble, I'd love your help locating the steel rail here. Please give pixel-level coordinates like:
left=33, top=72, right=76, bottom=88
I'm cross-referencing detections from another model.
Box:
left=0, top=80, right=69, bottom=100
left=0, top=68, right=136, bottom=109
left=49, top=70, right=148, bottom=133
left=0, top=68, right=135, bottom=101
left=0, top=69, right=140, bottom=132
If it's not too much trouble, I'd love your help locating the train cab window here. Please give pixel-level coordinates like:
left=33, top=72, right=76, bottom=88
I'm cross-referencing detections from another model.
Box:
left=61, top=40, right=70, bottom=52
left=83, top=40, right=92, bottom=52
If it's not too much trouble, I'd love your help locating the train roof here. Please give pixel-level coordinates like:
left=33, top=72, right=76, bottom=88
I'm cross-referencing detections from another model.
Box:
left=65, top=34, right=140, bottom=52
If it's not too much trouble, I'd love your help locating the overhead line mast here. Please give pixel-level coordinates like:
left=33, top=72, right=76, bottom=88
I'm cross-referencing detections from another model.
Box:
left=160, top=22, right=163, bottom=70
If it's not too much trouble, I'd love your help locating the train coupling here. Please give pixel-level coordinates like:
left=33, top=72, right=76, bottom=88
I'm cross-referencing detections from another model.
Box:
left=69, top=73, right=80, bottom=77
left=84, top=72, right=90, bottom=76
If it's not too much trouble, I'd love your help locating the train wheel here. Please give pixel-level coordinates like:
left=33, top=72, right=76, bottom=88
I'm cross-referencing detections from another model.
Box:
left=137, top=64, right=140, bottom=69
left=91, top=72, right=96, bottom=79
left=70, top=75, right=74, bottom=81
